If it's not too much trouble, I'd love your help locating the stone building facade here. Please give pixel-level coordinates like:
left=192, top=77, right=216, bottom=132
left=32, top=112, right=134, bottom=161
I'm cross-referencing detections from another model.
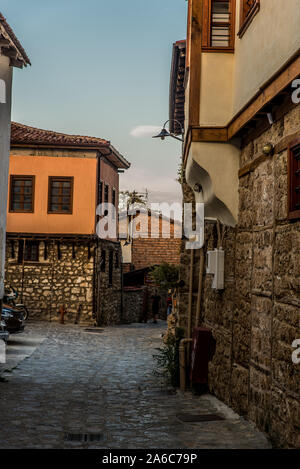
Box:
left=122, top=286, right=145, bottom=324
left=5, top=122, right=130, bottom=326
left=5, top=236, right=122, bottom=326
left=177, top=105, right=300, bottom=448
left=166, top=0, right=300, bottom=448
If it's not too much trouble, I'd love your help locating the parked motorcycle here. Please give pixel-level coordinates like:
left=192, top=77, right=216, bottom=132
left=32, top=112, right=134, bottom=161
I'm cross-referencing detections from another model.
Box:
left=3, top=286, right=29, bottom=321
left=2, top=306, right=25, bottom=334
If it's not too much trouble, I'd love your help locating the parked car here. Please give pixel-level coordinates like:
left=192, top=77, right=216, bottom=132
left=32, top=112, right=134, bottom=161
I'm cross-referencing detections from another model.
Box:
left=3, top=286, right=29, bottom=321
left=1, top=305, right=25, bottom=334
left=0, top=320, right=9, bottom=343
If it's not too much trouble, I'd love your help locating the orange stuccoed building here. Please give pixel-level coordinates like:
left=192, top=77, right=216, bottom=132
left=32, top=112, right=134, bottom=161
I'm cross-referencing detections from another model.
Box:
left=5, top=122, right=130, bottom=325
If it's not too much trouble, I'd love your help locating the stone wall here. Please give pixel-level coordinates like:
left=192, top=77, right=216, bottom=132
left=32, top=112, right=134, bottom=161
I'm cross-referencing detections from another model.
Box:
left=177, top=105, right=300, bottom=448
left=5, top=238, right=122, bottom=326
left=93, top=240, right=122, bottom=326
left=122, top=287, right=144, bottom=324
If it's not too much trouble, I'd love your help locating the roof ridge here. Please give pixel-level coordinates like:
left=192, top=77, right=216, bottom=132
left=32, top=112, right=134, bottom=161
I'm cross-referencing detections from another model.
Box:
left=10, top=122, right=131, bottom=170
left=11, top=121, right=110, bottom=145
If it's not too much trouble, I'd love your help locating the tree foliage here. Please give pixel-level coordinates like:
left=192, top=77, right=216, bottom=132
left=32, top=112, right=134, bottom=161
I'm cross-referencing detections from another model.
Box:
left=150, top=262, right=179, bottom=289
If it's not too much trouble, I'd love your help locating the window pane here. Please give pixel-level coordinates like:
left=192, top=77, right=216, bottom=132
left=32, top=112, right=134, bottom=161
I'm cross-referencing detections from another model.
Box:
left=52, top=188, right=60, bottom=196
left=11, top=177, right=33, bottom=211
left=49, top=178, right=72, bottom=213
left=24, top=241, right=39, bottom=262
left=213, top=1, right=229, bottom=18
left=211, top=0, right=230, bottom=47
left=211, top=26, right=230, bottom=47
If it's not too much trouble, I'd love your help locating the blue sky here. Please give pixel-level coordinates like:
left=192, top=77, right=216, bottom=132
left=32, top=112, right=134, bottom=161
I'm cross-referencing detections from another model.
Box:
left=2, top=0, right=187, bottom=204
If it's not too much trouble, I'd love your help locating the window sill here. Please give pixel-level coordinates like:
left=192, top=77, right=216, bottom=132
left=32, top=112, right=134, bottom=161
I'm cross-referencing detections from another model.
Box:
left=202, top=46, right=235, bottom=54
left=9, top=210, right=34, bottom=214
left=238, top=2, right=260, bottom=38
left=47, top=211, right=73, bottom=215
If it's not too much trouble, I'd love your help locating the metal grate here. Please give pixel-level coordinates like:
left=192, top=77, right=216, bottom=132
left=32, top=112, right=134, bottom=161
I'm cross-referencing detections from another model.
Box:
left=177, top=413, right=225, bottom=423
left=64, top=433, right=104, bottom=443
left=143, top=389, right=176, bottom=396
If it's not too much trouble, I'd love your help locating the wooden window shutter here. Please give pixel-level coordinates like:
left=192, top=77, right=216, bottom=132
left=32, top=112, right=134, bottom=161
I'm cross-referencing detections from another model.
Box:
left=238, top=0, right=260, bottom=37
left=202, top=0, right=236, bottom=52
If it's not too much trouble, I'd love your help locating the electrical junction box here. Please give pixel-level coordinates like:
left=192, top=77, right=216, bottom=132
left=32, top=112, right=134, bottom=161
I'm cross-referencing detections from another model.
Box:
left=206, top=249, right=225, bottom=290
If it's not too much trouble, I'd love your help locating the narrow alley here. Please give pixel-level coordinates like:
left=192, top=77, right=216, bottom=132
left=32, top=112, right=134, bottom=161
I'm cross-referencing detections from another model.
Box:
left=0, top=322, right=270, bottom=449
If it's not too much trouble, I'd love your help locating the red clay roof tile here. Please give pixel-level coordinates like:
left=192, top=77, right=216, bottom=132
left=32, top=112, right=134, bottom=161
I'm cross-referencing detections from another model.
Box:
left=11, top=121, right=110, bottom=147
left=11, top=122, right=131, bottom=170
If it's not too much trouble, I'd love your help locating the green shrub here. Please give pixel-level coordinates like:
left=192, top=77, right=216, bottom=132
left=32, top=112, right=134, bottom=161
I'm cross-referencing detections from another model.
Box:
left=150, top=263, right=179, bottom=290
left=153, top=327, right=185, bottom=387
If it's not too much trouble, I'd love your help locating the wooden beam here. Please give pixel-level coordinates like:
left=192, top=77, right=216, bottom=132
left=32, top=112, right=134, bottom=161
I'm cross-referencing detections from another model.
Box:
left=239, top=153, right=269, bottom=179
left=183, top=127, right=192, bottom=166
left=228, top=53, right=300, bottom=139
left=0, top=36, right=9, bottom=46
left=10, top=58, right=24, bottom=69
left=239, top=131, right=300, bottom=178
left=192, top=126, right=228, bottom=142
left=188, top=0, right=202, bottom=127
left=183, top=126, right=228, bottom=166
left=2, top=47, right=18, bottom=59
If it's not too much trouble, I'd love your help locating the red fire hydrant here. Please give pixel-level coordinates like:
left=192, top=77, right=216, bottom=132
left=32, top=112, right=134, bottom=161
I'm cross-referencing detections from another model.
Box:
left=59, top=305, right=66, bottom=325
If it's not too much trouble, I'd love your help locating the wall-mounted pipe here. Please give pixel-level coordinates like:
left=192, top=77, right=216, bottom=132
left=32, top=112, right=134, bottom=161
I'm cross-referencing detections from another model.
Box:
left=187, top=248, right=195, bottom=342
left=179, top=338, right=193, bottom=392
left=179, top=247, right=195, bottom=392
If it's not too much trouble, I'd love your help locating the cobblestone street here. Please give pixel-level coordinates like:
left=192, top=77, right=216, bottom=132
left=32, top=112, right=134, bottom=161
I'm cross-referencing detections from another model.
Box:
left=0, top=321, right=271, bottom=449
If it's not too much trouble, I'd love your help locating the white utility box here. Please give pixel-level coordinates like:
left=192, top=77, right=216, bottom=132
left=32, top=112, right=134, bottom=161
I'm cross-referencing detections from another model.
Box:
left=206, top=248, right=225, bottom=290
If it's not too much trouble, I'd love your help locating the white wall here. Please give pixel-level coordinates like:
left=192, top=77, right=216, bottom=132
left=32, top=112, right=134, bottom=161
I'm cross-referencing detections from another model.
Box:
left=200, top=53, right=234, bottom=126
left=192, top=0, right=300, bottom=126
left=233, top=0, right=300, bottom=114
left=0, top=55, right=13, bottom=301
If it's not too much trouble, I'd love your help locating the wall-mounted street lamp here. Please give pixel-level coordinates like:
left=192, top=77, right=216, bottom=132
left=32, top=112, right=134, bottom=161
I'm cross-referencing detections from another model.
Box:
left=152, top=119, right=184, bottom=142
